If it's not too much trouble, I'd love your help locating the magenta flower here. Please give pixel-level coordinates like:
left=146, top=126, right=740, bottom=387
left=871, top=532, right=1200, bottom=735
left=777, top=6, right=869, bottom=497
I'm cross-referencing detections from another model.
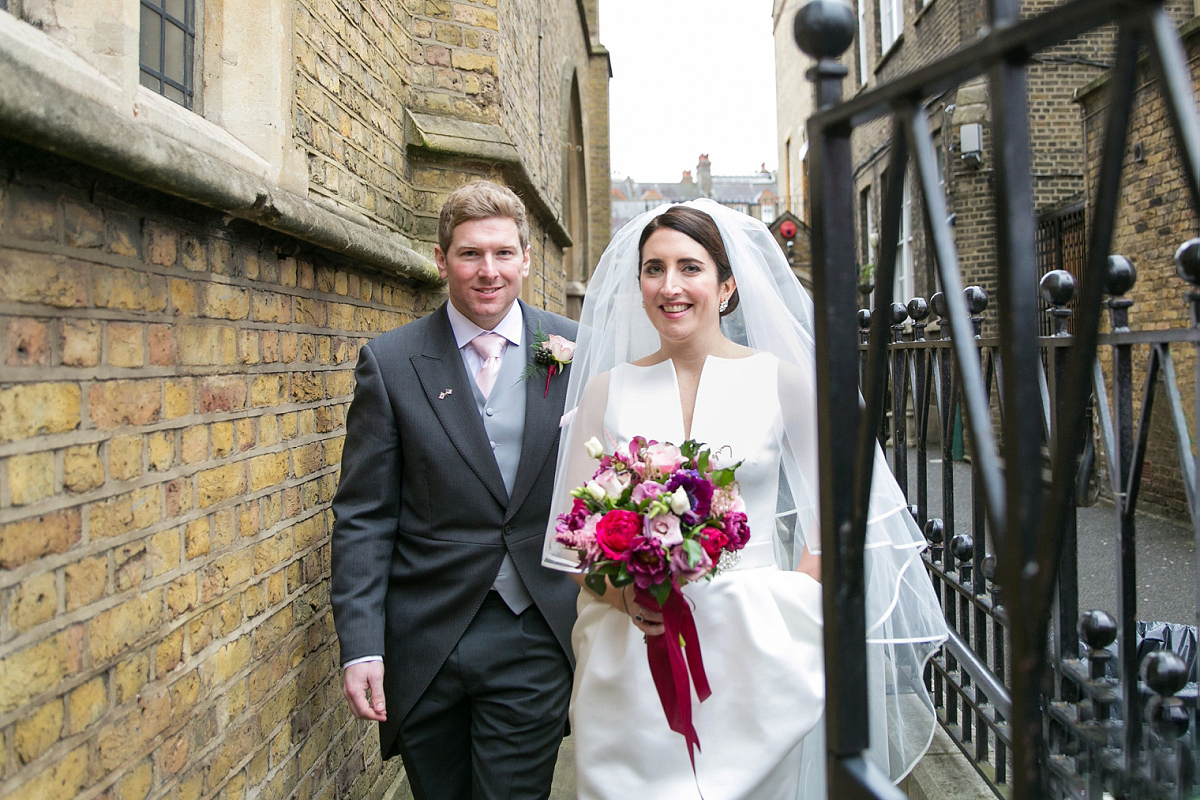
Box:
left=722, top=511, right=751, bottom=550
left=631, top=480, right=666, bottom=505
left=555, top=497, right=591, bottom=535
left=626, top=536, right=670, bottom=588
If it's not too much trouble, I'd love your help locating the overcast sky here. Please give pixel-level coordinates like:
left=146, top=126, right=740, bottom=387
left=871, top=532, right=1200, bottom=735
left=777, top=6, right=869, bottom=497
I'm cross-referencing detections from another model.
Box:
left=601, top=0, right=779, bottom=183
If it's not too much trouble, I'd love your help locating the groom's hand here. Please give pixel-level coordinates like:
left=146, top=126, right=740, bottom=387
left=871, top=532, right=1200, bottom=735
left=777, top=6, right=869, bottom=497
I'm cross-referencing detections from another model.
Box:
left=344, top=661, right=388, bottom=721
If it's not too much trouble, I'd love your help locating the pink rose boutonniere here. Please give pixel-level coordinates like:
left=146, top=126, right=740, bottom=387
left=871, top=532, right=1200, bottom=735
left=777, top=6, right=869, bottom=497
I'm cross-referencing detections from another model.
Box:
left=522, top=323, right=574, bottom=397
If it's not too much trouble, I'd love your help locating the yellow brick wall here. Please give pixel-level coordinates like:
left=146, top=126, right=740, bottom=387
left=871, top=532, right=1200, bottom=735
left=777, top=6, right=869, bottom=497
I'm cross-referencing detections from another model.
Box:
left=1080, top=15, right=1200, bottom=519
left=0, top=142, right=441, bottom=800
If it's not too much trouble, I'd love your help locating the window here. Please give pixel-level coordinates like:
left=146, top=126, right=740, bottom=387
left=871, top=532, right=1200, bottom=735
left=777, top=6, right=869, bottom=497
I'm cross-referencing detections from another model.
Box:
left=761, top=203, right=775, bottom=225
left=879, top=0, right=903, bottom=53
left=858, top=0, right=869, bottom=85
left=140, top=0, right=196, bottom=108
left=895, top=173, right=913, bottom=305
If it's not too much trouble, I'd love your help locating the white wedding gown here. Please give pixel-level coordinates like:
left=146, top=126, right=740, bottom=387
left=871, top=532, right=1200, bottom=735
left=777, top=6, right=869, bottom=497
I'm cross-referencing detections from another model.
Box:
left=566, top=353, right=826, bottom=800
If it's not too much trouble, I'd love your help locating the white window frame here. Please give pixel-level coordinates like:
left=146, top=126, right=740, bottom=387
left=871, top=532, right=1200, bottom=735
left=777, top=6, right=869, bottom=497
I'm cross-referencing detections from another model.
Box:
left=895, top=173, right=914, bottom=306
left=858, top=0, right=869, bottom=85
left=880, top=0, right=903, bottom=54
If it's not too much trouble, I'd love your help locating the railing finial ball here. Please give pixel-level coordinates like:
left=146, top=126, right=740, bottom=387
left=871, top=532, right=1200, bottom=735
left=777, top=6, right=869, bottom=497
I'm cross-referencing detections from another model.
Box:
left=793, top=0, right=856, bottom=60
left=982, top=553, right=997, bottom=582
left=950, top=533, right=973, bottom=563
left=1078, top=609, right=1117, bottom=650
left=1104, top=255, right=1137, bottom=296
left=1174, top=239, right=1200, bottom=286
left=1039, top=269, right=1076, bottom=306
left=1142, top=650, right=1190, bottom=697
left=907, top=297, right=929, bottom=321
left=890, top=302, right=909, bottom=326
left=930, top=292, right=947, bottom=319
left=964, top=285, right=988, bottom=315
left=923, top=518, right=943, bottom=544
left=857, top=308, right=871, bottom=329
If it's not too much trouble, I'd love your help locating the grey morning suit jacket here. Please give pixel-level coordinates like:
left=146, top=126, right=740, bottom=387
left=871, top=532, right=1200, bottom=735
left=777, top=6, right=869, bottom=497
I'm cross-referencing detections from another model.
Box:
left=331, top=300, right=579, bottom=759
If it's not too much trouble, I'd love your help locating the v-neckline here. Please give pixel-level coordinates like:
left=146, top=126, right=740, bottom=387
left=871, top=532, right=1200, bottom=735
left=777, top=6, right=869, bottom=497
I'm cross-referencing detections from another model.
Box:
left=632, top=353, right=762, bottom=442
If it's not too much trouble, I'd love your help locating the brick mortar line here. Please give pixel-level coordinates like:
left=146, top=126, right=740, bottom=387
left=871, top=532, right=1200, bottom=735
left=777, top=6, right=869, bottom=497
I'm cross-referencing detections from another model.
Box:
left=0, top=597, right=339, bottom=800
left=0, top=363, right=360, bottom=384
left=0, top=236, right=427, bottom=315
left=0, top=489, right=333, bottom=655
left=292, top=31, right=410, bottom=127
left=0, top=425, right=345, bottom=523
left=299, top=153, right=409, bottom=229
left=0, top=458, right=341, bottom=589
left=295, top=0, right=411, bottom=86
left=0, top=499, right=333, bottom=699
left=0, top=300, right=410, bottom=337
left=292, top=100, right=408, bottom=193
left=0, top=398, right=351, bottom=459
left=293, top=132, right=406, bottom=196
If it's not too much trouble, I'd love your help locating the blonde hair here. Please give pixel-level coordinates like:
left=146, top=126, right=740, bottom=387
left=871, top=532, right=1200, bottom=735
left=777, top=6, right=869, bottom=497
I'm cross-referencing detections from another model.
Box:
left=437, top=181, right=530, bottom=253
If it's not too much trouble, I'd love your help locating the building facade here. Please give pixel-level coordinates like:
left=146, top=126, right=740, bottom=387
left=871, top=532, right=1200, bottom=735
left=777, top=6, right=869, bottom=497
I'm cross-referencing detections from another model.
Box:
left=611, top=154, right=778, bottom=233
left=0, top=2, right=608, bottom=798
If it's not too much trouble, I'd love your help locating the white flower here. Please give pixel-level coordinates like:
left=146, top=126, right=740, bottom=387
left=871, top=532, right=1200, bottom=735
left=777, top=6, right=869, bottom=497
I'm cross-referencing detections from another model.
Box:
left=584, top=436, right=605, bottom=459
left=545, top=334, right=576, bottom=363
left=669, top=486, right=691, bottom=515
left=585, top=481, right=607, bottom=502
left=594, top=468, right=630, bottom=498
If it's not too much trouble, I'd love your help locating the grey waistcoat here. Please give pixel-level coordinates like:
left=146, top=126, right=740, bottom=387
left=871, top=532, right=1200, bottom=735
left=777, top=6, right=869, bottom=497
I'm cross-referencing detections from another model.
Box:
left=466, top=337, right=534, bottom=613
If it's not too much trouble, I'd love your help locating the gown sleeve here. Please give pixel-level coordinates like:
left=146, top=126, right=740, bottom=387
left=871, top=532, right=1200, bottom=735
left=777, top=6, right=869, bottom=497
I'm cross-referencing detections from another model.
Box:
left=542, top=370, right=611, bottom=572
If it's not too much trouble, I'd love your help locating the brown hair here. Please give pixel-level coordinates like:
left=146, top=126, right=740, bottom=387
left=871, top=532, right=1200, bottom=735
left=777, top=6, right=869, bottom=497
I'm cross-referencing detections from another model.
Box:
left=437, top=181, right=530, bottom=253
left=638, top=205, right=740, bottom=316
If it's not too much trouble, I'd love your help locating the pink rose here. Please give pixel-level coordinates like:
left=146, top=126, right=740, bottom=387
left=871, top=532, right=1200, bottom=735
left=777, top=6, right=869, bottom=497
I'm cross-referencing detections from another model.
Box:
left=595, top=510, right=642, bottom=560
left=545, top=334, right=575, bottom=363
left=631, top=480, right=666, bottom=504
left=643, top=512, right=683, bottom=547
left=593, top=467, right=631, bottom=499
left=644, top=442, right=683, bottom=478
left=670, top=544, right=713, bottom=582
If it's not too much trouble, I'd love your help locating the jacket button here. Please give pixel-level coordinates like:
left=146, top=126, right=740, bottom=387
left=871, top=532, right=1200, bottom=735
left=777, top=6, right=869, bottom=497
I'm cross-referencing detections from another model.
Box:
left=485, top=407, right=494, bottom=416
left=503, top=525, right=512, bottom=534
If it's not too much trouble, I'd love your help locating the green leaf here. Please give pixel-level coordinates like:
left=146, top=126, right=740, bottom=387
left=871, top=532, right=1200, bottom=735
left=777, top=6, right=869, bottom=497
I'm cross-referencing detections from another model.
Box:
left=712, top=468, right=736, bottom=487
left=612, top=565, right=634, bottom=587
left=697, top=450, right=710, bottom=474
left=649, top=581, right=671, bottom=606
left=584, top=573, right=608, bottom=596
left=681, top=538, right=703, bottom=568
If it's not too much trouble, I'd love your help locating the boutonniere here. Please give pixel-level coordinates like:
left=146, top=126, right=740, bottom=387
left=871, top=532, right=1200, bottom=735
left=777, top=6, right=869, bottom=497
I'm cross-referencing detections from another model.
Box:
left=522, top=324, right=574, bottom=397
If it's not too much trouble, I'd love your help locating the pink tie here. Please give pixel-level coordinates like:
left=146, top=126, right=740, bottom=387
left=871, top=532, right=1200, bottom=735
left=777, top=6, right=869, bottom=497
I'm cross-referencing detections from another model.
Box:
left=470, top=332, right=506, bottom=398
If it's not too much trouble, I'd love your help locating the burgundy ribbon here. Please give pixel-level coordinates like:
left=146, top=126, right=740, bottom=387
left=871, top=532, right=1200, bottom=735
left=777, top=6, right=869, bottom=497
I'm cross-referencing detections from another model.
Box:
left=636, top=584, right=712, bottom=770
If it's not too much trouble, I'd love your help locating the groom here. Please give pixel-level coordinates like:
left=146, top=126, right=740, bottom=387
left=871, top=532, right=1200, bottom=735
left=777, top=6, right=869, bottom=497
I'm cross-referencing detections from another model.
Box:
left=331, top=181, right=578, bottom=799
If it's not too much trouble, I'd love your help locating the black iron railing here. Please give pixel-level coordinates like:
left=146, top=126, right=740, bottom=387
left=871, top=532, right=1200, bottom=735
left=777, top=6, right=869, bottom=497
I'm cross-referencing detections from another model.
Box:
left=864, top=265, right=1200, bottom=798
left=795, top=0, right=1200, bottom=797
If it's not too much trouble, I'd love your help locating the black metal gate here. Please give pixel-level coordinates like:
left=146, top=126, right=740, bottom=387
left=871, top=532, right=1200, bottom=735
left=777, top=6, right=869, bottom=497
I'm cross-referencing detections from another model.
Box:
left=795, top=1, right=1200, bottom=798
left=1038, top=203, right=1087, bottom=337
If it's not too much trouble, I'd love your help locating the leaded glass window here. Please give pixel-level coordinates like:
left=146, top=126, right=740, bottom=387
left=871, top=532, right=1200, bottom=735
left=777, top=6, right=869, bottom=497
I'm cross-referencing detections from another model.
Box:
left=140, top=0, right=195, bottom=108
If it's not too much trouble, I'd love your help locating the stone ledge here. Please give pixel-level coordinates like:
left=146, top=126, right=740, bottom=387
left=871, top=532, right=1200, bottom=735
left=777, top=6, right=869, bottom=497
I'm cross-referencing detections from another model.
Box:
left=0, top=15, right=440, bottom=287
left=405, top=111, right=574, bottom=249
left=900, top=724, right=998, bottom=800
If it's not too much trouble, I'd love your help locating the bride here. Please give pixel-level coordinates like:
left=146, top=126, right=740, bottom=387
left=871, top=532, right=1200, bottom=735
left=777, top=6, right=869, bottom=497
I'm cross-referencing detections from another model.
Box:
left=543, top=200, right=947, bottom=799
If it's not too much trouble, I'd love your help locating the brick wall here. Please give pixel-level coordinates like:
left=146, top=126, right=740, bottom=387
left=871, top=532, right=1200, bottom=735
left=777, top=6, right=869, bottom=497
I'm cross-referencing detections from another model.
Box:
left=0, top=141, right=439, bottom=800
left=1079, top=10, right=1200, bottom=518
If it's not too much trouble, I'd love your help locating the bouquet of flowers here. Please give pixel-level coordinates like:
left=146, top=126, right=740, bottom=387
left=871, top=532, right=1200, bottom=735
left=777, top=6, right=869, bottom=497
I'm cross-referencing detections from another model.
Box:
left=554, top=435, right=749, bottom=766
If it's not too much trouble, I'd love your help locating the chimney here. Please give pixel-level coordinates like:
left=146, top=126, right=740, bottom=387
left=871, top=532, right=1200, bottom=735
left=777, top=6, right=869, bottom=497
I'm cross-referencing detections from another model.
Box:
left=697, top=154, right=712, bottom=198
left=681, top=170, right=693, bottom=184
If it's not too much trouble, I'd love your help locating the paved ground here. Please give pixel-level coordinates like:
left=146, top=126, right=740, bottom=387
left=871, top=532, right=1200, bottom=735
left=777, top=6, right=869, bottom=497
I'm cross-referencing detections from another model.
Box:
left=894, top=452, right=1197, bottom=626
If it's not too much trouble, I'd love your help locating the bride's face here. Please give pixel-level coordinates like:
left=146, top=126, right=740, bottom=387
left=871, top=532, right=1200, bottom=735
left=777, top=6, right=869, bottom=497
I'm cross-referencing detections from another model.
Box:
left=638, top=228, right=735, bottom=343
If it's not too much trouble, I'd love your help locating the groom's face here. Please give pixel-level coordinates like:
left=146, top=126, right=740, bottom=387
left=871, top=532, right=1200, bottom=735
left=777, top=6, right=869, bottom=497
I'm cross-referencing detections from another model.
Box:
left=436, top=216, right=531, bottom=330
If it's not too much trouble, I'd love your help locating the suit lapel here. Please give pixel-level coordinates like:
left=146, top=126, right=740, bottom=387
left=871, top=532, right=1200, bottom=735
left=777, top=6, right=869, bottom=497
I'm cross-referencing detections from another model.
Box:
left=411, top=306, right=509, bottom=506
left=506, top=305, right=570, bottom=518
